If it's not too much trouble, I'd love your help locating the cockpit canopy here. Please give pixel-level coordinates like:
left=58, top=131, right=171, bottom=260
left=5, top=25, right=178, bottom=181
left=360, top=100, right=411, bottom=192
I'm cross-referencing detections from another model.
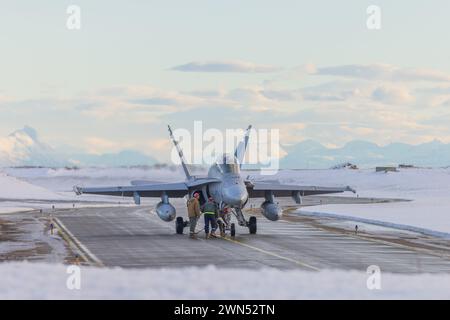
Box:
left=216, top=154, right=240, bottom=174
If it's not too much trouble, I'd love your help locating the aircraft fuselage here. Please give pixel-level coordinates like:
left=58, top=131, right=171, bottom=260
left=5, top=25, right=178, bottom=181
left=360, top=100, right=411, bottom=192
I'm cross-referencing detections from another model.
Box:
left=207, top=162, right=248, bottom=209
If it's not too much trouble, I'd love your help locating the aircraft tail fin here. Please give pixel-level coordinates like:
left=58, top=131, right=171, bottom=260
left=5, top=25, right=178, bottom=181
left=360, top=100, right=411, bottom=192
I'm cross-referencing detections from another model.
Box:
left=168, top=125, right=192, bottom=180
left=234, top=125, right=252, bottom=168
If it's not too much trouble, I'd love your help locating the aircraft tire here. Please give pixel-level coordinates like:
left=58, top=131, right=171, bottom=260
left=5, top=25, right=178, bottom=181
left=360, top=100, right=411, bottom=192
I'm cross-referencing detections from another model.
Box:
left=176, top=217, right=184, bottom=234
left=230, top=223, right=236, bottom=237
left=248, top=216, right=257, bottom=234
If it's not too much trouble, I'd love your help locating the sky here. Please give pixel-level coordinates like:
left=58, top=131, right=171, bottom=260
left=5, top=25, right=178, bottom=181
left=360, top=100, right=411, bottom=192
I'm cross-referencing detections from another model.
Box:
left=1, top=0, right=450, bottom=161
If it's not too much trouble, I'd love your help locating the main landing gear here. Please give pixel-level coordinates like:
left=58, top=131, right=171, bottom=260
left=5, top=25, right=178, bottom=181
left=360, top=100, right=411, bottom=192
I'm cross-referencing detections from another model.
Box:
left=248, top=216, right=257, bottom=234
left=232, top=208, right=257, bottom=235
left=175, top=209, right=257, bottom=236
left=176, top=217, right=189, bottom=234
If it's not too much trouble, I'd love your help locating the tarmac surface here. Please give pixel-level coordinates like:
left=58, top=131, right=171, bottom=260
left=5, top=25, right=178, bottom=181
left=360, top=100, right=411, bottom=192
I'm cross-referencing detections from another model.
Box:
left=52, top=196, right=450, bottom=273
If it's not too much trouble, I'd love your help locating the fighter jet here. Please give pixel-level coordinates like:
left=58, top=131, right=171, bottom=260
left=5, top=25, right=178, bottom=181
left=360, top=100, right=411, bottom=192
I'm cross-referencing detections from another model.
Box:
left=74, top=125, right=355, bottom=235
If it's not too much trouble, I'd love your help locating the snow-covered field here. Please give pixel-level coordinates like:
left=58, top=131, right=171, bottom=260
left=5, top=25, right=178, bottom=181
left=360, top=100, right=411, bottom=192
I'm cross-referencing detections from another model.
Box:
left=0, top=167, right=178, bottom=212
left=2, top=166, right=187, bottom=192
left=258, top=168, right=450, bottom=237
left=2, top=166, right=450, bottom=236
left=1, top=167, right=450, bottom=299
left=0, top=171, right=64, bottom=200
left=0, top=262, right=449, bottom=299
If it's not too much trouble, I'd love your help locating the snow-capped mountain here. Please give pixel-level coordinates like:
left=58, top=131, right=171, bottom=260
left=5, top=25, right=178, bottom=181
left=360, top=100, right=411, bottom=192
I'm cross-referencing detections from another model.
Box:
left=0, top=126, right=66, bottom=167
left=0, top=127, right=157, bottom=167
left=2, top=126, right=450, bottom=168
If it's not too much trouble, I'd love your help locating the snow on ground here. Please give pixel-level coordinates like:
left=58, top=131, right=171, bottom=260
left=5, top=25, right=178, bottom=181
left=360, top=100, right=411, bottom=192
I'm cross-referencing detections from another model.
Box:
left=251, top=168, right=450, bottom=236
left=1, top=167, right=450, bottom=299
left=3, top=167, right=187, bottom=192
left=0, top=171, right=64, bottom=200
left=299, top=201, right=450, bottom=238
left=0, top=262, right=449, bottom=299
left=0, top=170, right=76, bottom=213
left=0, top=167, right=186, bottom=212
left=3, top=166, right=450, bottom=236
left=249, top=167, right=450, bottom=199
left=0, top=206, right=34, bottom=214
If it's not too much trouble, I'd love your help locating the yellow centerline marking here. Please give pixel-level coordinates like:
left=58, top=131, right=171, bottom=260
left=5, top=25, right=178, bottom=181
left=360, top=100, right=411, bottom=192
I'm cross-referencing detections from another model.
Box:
left=220, top=236, right=320, bottom=271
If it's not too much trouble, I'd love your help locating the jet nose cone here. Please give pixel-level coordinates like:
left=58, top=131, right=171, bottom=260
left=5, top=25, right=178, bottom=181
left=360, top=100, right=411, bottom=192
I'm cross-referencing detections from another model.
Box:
left=222, top=185, right=248, bottom=207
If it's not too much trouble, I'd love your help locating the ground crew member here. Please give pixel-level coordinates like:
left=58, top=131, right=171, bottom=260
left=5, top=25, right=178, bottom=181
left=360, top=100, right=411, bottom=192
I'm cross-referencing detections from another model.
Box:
left=203, top=197, right=218, bottom=238
left=217, top=207, right=229, bottom=237
left=187, top=193, right=201, bottom=239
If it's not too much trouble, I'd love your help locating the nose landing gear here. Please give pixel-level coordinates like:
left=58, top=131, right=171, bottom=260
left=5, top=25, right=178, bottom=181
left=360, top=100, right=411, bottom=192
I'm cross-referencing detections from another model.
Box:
left=230, top=223, right=236, bottom=237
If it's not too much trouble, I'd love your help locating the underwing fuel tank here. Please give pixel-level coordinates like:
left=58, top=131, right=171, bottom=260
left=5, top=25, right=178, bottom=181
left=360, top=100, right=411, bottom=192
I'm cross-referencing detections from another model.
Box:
left=260, top=201, right=283, bottom=221
left=155, top=202, right=176, bottom=222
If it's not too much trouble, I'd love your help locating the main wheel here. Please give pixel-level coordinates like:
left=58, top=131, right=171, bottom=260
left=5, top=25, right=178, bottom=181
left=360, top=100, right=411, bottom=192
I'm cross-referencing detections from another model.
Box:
left=230, top=223, right=236, bottom=237
left=248, top=216, right=257, bottom=234
left=176, top=217, right=184, bottom=234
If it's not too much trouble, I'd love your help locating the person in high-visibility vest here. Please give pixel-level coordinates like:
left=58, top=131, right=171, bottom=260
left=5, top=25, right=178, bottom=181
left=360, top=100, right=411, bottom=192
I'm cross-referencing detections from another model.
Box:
left=217, top=207, right=229, bottom=237
left=202, top=197, right=218, bottom=239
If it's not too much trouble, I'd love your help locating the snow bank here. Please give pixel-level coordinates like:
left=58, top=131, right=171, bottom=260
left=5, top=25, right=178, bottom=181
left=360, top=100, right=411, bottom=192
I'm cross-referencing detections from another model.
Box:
left=250, top=168, right=450, bottom=236
left=0, top=171, right=64, bottom=200
left=3, top=167, right=187, bottom=192
left=3, top=167, right=450, bottom=235
left=0, top=262, right=449, bottom=299
left=250, top=167, right=450, bottom=199
left=0, top=206, right=34, bottom=214
left=297, top=208, right=450, bottom=238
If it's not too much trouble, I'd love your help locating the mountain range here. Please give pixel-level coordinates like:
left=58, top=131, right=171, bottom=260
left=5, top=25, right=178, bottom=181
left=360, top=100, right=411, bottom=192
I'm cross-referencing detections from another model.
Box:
left=0, top=126, right=157, bottom=167
left=280, top=139, right=450, bottom=168
left=1, top=126, right=450, bottom=168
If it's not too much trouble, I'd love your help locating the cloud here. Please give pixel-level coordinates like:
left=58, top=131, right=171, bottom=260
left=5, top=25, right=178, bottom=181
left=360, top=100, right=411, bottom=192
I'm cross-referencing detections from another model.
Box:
left=340, top=126, right=375, bottom=136
left=315, top=64, right=394, bottom=80
left=299, top=81, right=371, bottom=102
left=275, top=122, right=307, bottom=145
left=172, top=60, right=280, bottom=73
left=224, top=87, right=299, bottom=112
left=77, top=86, right=212, bottom=121
left=371, top=85, right=415, bottom=104
left=5, top=59, right=450, bottom=154
left=261, top=89, right=296, bottom=101
left=394, top=68, right=450, bottom=82
left=313, top=63, right=450, bottom=83
left=84, top=137, right=120, bottom=154
left=67, top=84, right=303, bottom=124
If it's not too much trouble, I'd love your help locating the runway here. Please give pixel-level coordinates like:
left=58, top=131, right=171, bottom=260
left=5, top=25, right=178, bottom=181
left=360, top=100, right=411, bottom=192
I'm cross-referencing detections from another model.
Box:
left=53, top=200, right=450, bottom=273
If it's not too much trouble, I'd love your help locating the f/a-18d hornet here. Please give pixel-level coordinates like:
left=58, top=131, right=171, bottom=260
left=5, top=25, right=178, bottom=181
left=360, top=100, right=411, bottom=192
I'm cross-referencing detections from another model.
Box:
left=74, top=125, right=355, bottom=236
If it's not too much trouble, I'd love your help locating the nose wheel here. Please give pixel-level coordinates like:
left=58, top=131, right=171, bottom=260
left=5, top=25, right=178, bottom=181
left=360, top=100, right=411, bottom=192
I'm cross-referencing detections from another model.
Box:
left=230, top=223, right=236, bottom=237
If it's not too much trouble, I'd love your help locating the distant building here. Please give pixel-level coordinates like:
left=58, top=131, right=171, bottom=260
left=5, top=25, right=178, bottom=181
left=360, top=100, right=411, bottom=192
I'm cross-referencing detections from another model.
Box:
left=331, top=162, right=359, bottom=170
left=376, top=166, right=398, bottom=173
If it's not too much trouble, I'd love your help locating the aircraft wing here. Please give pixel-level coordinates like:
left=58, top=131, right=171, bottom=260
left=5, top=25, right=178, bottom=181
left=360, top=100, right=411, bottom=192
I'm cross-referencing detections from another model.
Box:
left=130, top=180, right=164, bottom=186
left=245, top=181, right=356, bottom=198
left=74, top=182, right=189, bottom=198
left=74, top=178, right=221, bottom=198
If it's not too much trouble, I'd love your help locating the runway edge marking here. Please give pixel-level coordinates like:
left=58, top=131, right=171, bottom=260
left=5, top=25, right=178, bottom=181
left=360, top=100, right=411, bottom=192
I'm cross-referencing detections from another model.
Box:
left=286, top=212, right=450, bottom=260
left=221, top=236, right=320, bottom=271
left=54, top=217, right=104, bottom=267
